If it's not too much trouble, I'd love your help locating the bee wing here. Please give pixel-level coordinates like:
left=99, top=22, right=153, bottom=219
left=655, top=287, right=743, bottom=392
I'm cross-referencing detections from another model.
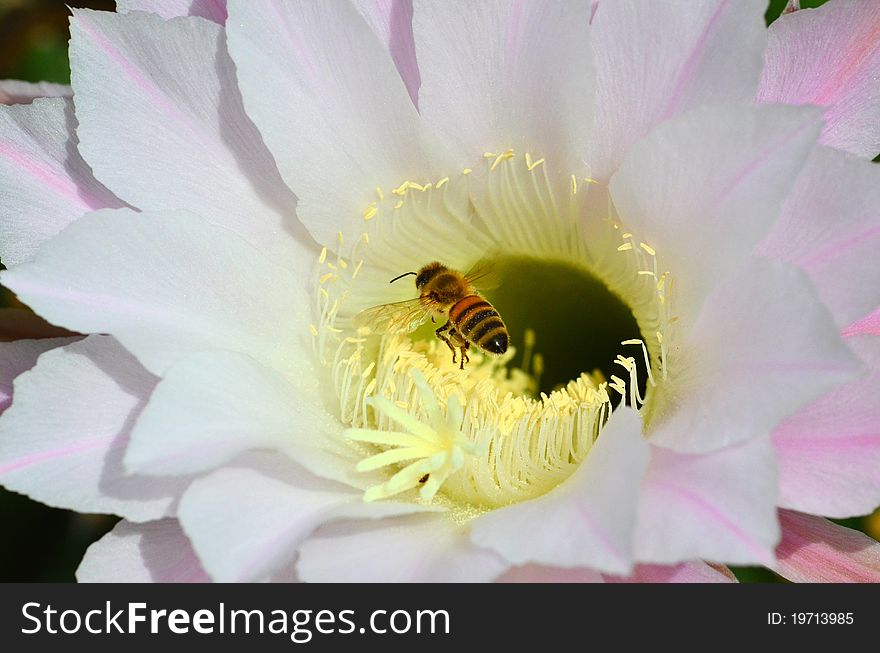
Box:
left=353, top=298, right=431, bottom=335
left=464, top=258, right=502, bottom=291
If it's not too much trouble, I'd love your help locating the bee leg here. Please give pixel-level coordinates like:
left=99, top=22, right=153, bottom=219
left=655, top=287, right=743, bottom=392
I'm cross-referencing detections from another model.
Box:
left=435, top=321, right=457, bottom=363
left=459, top=342, right=470, bottom=370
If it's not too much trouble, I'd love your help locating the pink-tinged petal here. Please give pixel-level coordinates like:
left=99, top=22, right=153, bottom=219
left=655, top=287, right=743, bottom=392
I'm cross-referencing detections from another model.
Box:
left=414, top=0, right=595, bottom=172
left=590, top=0, right=768, bottom=179
left=757, top=0, right=880, bottom=159
left=635, top=437, right=779, bottom=566
left=69, top=9, right=308, bottom=266
left=77, top=519, right=210, bottom=582
left=0, top=98, right=124, bottom=266
left=758, top=147, right=880, bottom=329
left=775, top=510, right=880, bottom=583
left=470, top=408, right=649, bottom=575
left=0, top=337, right=74, bottom=414
left=125, top=351, right=361, bottom=487
left=0, top=80, right=71, bottom=105
left=298, top=513, right=507, bottom=583
left=774, top=335, right=880, bottom=518
left=650, top=257, right=857, bottom=453
left=116, top=0, right=227, bottom=23
left=179, top=455, right=432, bottom=582
left=353, top=0, right=420, bottom=106
left=610, top=104, right=822, bottom=320
left=604, top=561, right=737, bottom=583
left=225, top=0, right=445, bottom=247
left=495, top=565, right=603, bottom=583
left=2, top=208, right=308, bottom=377
left=0, top=336, right=188, bottom=521
left=843, top=306, right=880, bottom=338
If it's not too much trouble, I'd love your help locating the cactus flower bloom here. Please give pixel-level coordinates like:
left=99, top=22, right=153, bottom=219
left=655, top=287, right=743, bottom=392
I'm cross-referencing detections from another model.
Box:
left=1, top=0, right=879, bottom=583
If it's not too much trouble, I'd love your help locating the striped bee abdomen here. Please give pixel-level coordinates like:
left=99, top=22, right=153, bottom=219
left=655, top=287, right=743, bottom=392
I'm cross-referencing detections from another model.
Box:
left=449, top=294, right=509, bottom=355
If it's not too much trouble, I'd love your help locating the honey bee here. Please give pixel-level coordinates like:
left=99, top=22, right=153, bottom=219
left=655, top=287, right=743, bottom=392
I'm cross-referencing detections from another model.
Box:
left=354, top=261, right=509, bottom=369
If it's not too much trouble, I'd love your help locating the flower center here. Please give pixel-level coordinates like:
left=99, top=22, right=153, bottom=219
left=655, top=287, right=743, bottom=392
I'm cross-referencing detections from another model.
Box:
left=309, top=151, right=677, bottom=509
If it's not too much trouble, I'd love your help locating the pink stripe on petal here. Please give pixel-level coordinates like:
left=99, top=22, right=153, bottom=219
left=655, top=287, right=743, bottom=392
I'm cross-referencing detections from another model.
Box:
left=658, top=0, right=731, bottom=122
left=811, top=20, right=880, bottom=107
left=710, top=114, right=818, bottom=211
left=758, top=0, right=880, bottom=158
left=653, top=480, right=775, bottom=564
left=842, top=307, right=880, bottom=338
left=775, top=510, right=880, bottom=583
left=800, top=223, right=880, bottom=270
left=355, top=0, right=420, bottom=106
left=386, top=0, right=420, bottom=106
left=0, top=141, right=96, bottom=208
left=0, top=436, right=116, bottom=475
left=75, top=16, right=184, bottom=123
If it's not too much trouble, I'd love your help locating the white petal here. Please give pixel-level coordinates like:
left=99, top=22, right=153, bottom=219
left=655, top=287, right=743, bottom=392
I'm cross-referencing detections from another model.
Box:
left=77, top=518, right=210, bottom=582
left=470, top=407, right=649, bottom=575
left=0, top=80, right=71, bottom=105
left=0, top=336, right=187, bottom=521
left=116, top=0, right=227, bottom=23
left=69, top=9, right=307, bottom=265
left=609, top=103, right=822, bottom=318
left=590, top=0, right=768, bottom=178
left=125, top=351, right=359, bottom=486
left=353, top=0, right=420, bottom=106
left=0, top=98, right=123, bottom=266
left=757, top=0, right=880, bottom=159
left=179, top=457, right=428, bottom=582
left=413, top=0, right=595, bottom=172
left=773, top=335, right=880, bottom=518
left=650, top=257, right=858, bottom=453
left=758, top=146, right=880, bottom=329
left=225, top=0, right=446, bottom=246
left=2, top=208, right=308, bottom=377
left=635, top=437, right=779, bottom=566
left=0, top=337, right=74, bottom=414
left=298, top=513, right=507, bottom=582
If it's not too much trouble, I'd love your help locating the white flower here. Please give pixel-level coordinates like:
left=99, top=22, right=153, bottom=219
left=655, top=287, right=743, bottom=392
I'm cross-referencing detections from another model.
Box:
left=1, top=0, right=880, bottom=583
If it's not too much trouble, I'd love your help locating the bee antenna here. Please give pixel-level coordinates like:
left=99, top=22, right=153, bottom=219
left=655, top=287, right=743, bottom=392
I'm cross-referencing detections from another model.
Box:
left=389, top=271, right=417, bottom=284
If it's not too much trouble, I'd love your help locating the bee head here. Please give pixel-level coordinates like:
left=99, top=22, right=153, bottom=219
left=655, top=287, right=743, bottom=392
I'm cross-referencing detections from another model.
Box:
left=414, top=262, right=446, bottom=289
